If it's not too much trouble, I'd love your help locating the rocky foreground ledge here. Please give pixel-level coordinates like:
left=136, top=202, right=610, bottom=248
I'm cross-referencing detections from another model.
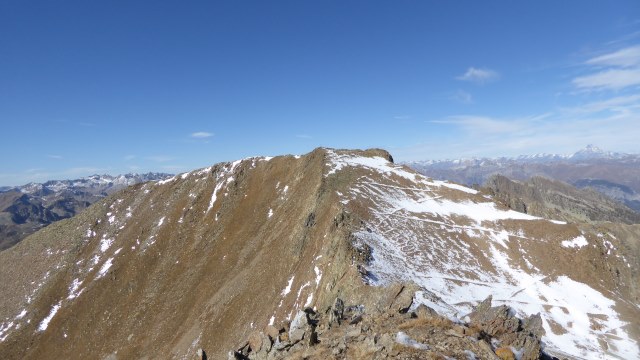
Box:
left=227, top=285, right=554, bottom=360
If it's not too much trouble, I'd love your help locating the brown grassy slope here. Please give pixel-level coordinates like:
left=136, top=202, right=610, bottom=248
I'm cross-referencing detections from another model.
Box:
left=0, top=148, right=370, bottom=359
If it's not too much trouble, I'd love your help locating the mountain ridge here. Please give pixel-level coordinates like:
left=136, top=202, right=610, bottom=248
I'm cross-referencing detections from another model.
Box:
left=0, top=148, right=637, bottom=359
left=405, top=145, right=640, bottom=213
left=0, top=172, right=172, bottom=251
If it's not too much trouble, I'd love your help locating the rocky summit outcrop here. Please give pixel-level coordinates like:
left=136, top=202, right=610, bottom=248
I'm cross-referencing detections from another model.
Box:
left=0, top=148, right=638, bottom=359
left=231, top=289, right=551, bottom=360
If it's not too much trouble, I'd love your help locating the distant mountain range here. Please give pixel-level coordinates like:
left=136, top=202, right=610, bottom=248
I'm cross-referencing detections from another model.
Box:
left=405, top=145, right=640, bottom=212
left=0, top=173, right=172, bottom=250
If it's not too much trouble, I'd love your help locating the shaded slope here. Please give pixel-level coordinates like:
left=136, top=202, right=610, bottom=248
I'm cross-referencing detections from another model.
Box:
left=483, top=175, right=640, bottom=224
left=405, top=149, right=640, bottom=213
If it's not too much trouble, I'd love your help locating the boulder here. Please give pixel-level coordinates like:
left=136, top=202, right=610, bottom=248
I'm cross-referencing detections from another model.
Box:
left=522, top=313, right=545, bottom=338
left=264, top=325, right=280, bottom=342
left=469, top=296, right=520, bottom=336
left=385, top=283, right=419, bottom=313
left=329, top=298, right=344, bottom=326
left=289, top=311, right=308, bottom=343
left=248, top=331, right=271, bottom=354
left=414, top=304, right=439, bottom=319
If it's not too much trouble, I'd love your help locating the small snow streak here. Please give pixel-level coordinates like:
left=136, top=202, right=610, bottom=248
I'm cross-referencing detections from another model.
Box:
left=281, top=276, right=295, bottom=296
left=38, top=301, right=62, bottom=332
left=97, top=258, right=114, bottom=278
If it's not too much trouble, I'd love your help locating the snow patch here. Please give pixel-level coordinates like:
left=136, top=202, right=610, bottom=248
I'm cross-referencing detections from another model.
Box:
left=156, top=176, right=176, bottom=185
left=395, top=331, right=429, bottom=350
left=97, top=258, right=114, bottom=278
left=207, top=181, right=225, bottom=213
left=281, top=276, right=295, bottom=296
left=67, top=278, right=83, bottom=299
left=314, top=266, right=322, bottom=287
left=100, top=238, right=114, bottom=253
left=38, top=301, right=62, bottom=332
left=561, top=236, right=588, bottom=249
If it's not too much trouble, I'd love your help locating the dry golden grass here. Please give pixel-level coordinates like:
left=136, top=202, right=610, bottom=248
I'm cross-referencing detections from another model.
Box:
left=495, top=346, right=516, bottom=360
left=398, top=316, right=454, bottom=330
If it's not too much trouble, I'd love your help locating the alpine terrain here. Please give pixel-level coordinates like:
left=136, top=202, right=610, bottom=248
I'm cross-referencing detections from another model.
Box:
left=405, top=145, right=640, bottom=213
left=0, top=173, right=172, bottom=251
left=0, top=148, right=637, bottom=359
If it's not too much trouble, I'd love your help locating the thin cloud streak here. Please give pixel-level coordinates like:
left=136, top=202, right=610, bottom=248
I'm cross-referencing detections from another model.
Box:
left=398, top=95, right=640, bottom=161
left=573, top=45, right=640, bottom=91
left=573, top=68, right=640, bottom=91
left=147, top=156, right=175, bottom=163
left=456, top=67, right=499, bottom=84
left=190, top=132, right=213, bottom=138
left=586, top=45, right=640, bottom=67
left=451, top=90, right=473, bottom=104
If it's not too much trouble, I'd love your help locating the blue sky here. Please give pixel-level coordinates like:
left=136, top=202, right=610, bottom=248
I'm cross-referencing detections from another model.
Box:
left=1, top=1, right=639, bottom=185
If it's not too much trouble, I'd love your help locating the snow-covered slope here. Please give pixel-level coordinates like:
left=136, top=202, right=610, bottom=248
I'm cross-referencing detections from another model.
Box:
left=328, top=150, right=639, bottom=359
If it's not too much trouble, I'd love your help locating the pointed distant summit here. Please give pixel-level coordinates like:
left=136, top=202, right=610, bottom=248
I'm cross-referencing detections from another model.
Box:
left=570, top=144, right=607, bottom=159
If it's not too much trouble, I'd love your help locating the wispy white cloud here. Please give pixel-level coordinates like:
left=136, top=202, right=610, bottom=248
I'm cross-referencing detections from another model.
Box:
left=456, top=67, right=499, bottom=84
left=586, top=45, right=640, bottom=67
left=147, top=155, right=175, bottom=163
left=160, top=165, right=185, bottom=172
left=397, top=95, right=640, bottom=161
left=572, top=68, right=640, bottom=91
left=124, top=155, right=136, bottom=161
left=573, top=45, right=640, bottom=91
left=46, top=154, right=63, bottom=160
left=559, top=94, right=640, bottom=115
left=393, top=115, right=412, bottom=120
left=430, top=115, right=530, bottom=135
left=451, top=90, right=473, bottom=104
left=190, top=131, right=213, bottom=138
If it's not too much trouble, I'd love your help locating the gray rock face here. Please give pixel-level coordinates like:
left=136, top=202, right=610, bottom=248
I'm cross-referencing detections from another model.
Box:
left=288, top=311, right=307, bottom=343
left=469, top=296, right=545, bottom=360
left=232, top=288, right=551, bottom=360
left=414, top=304, right=439, bottom=320
left=329, top=298, right=344, bottom=326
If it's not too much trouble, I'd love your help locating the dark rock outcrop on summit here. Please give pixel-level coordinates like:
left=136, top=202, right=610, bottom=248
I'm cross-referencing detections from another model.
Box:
left=232, top=291, right=551, bottom=360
